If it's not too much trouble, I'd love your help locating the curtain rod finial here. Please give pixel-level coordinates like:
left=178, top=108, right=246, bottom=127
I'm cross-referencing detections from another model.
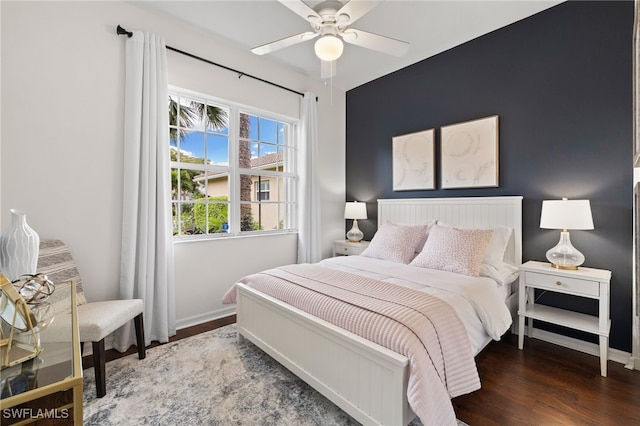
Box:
left=117, top=25, right=133, bottom=38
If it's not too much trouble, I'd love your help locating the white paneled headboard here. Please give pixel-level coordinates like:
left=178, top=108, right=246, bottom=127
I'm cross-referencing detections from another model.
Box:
left=378, top=196, right=523, bottom=265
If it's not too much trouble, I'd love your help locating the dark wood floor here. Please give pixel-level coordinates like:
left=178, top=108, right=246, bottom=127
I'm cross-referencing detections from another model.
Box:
left=87, top=317, right=640, bottom=426
left=453, top=333, right=640, bottom=426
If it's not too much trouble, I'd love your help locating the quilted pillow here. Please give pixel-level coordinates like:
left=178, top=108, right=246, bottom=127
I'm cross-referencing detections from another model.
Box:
left=409, top=224, right=493, bottom=276
left=438, top=222, right=512, bottom=265
left=360, top=222, right=430, bottom=264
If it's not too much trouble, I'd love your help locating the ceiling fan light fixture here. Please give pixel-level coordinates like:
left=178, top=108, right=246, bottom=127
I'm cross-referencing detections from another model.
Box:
left=314, top=34, right=344, bottom=61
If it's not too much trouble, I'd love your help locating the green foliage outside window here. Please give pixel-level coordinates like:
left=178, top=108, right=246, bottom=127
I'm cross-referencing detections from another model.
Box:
left=193, top=196, right=229, bottom=234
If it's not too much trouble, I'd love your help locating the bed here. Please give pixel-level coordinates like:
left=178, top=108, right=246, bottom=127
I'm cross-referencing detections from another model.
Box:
left=223, top=196, right=522, bottom=426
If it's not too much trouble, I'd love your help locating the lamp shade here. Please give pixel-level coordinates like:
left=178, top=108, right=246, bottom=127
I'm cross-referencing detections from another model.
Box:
left=344, top=201, right=367, bottom=220
left=314, top=35, right=344, bottom=61
left=540, top=198, right=594, bottom=230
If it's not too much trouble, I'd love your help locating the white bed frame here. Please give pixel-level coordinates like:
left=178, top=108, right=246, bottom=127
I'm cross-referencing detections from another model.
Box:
left=235, top=196, right=522, bottom=426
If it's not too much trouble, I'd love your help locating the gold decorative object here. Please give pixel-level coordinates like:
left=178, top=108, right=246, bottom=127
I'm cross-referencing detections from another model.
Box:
left=0, top=274, right=42, bottom=369
left=13, top=273, right=56, bottom=305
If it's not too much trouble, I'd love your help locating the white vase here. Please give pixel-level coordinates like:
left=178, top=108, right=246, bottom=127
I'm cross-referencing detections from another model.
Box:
left=0, top=209, right=40, bottom=282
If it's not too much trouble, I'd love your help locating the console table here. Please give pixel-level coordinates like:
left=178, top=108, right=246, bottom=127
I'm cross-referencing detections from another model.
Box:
left=1, top=281, right=83, bottom=424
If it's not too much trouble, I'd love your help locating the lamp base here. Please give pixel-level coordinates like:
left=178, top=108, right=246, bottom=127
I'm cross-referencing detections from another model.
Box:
left=550, top=263, right=579, bottom=271
left=546, top=231, right=585, bottom=270
left=346, top=219, right=364, bottom=243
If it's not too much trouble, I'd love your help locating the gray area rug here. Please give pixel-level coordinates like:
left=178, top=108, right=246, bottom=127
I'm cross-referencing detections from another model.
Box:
left=83, top=324, right=467, bottom=425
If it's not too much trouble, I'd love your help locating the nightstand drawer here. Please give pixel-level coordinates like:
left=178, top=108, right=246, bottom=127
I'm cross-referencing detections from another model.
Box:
left=336, top=244, right=364, bottom=255
left=525, top=271, right=599, bottom=297
left=333, top=240, right=370, bottom=256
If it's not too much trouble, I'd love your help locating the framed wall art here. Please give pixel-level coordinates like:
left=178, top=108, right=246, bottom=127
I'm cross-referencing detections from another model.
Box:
left=392, top=128, right=435, bottom=191
left=440, top=115, right=499, bottom=189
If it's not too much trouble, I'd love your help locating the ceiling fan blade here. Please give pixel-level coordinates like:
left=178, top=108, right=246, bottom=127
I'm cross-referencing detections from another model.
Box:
left=278, top=0, right=322, bottom=23
left=336, top=0, right=382, bottom=26
left=251, top=31, right=318, bottom=55
left=341, top=28, right=409, bottom=57
left=321, top=60, right=336, bottom=79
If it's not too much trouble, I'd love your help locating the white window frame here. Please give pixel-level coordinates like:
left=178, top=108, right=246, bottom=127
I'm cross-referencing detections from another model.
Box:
left=169, top=86, right=298, bottom=240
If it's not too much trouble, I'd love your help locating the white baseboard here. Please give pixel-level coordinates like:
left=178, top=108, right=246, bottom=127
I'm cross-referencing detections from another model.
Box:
left=528, top=327, right=633, bottom=367
left=82, top=308, right=237, bottom=358
left=176, top=306, right=236, bottom=330
left=625, top=356, right=640, bottom=370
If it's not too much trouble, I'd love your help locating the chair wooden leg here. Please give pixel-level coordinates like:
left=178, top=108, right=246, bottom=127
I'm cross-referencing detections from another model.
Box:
left=134, top=313, right=146, bottom=360
left=92, top=339, right=106, bottom=398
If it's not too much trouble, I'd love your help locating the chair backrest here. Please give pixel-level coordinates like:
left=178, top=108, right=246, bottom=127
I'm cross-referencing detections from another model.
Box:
left=36, top=240, right=87, bottom=305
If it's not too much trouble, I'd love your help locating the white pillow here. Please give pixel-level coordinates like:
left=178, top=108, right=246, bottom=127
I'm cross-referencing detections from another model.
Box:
left=360, top=222, right=430, bottom=264
left=438, top=222, right=512, bottom=265
left=479, top=261, right=520, bottom=286
left=409, top=224, right=493, bottom=276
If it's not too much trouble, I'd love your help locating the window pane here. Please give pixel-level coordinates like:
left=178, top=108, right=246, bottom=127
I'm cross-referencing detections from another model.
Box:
left=180, top=132, right=205, bottom=164
left=261, top=143, right=277, bottom=156
left=240, top=202, right=255, bottom=231
left=238, top=139, right=252, bottom=169
left=178, top=97, right=200, bottom=130
left=199, top=171, right=229, bottom=199
left=169, top=94, right=178, bottom=126
left=247, top=202, right=282, bottom=231
left=250, top=141, right=259, bottom=159
left=240, top=174, right=255, bottom=202
left=259, top=117, right=277, bottom=143
left=278, top=122, right=290, bottom=145
left=178, top=202, right=196, bottom=235
left=251, top=146, right=280, bottom=171
left=207, top=134, right=229, bottom=166
left=172, top=168, right=205, bottom=201
left=247, top=114, right=258, bottom=140
left=204, top=104, right=229, bottom=133
left=195, top=199, right=229, bottom=234
left=276, top=146, right=285, bottom=172
left=186, top=100, right=206, bottom=131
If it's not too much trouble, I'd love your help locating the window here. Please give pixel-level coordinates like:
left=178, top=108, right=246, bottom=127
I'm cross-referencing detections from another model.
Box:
left=255, top=179, right=270, bottom=201
left=169, top=87, right=297, bottom=238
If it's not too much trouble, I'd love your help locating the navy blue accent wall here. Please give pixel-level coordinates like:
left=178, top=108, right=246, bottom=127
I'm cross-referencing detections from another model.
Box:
left=345, top=1, right=634, bottom=351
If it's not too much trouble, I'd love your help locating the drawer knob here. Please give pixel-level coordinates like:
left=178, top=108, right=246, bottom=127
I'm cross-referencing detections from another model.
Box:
left=556, top=281, right=562, bottom=286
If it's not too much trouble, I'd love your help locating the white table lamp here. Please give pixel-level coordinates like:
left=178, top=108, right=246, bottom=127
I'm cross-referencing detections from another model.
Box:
left=540, top=197, right=594, bottom=270
left=344, top=201, right=367, bottom=242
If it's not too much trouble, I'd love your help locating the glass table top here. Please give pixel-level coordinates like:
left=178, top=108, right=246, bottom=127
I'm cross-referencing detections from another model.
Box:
left=1, top=281, right=78, bottom=399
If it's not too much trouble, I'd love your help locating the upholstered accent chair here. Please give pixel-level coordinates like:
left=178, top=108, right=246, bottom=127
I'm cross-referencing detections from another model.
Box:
left=37, top=240, right=146, bottom=398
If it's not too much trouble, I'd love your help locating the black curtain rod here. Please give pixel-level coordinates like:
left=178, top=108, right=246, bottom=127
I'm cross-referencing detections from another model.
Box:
left=116, top=25, right=314, bottom=100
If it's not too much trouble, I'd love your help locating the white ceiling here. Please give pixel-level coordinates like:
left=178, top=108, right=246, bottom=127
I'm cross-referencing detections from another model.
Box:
left=136, top=0, right=562, bottom=91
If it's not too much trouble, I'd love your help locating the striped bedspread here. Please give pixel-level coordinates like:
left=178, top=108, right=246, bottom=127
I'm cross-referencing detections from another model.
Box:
left=222, top=263, right=480, bottom=425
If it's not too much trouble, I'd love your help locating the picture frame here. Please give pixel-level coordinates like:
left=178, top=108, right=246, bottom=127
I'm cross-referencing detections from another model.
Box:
left=440, top=115, right=499, bottom=189
left=392, top=128, right=435, bottom=191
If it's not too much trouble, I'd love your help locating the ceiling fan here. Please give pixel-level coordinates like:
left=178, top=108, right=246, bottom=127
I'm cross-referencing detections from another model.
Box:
left=251, top=0, right=410, bottom=78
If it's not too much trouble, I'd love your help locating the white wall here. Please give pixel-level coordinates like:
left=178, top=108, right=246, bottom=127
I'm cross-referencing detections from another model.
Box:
left=1, top=1, right=345, bottom=329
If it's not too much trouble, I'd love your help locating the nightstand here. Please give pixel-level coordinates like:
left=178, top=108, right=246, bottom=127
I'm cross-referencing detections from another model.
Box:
left=333, top=240, right=370, bottom=256
left=517, top=260, right=612, bottom=376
